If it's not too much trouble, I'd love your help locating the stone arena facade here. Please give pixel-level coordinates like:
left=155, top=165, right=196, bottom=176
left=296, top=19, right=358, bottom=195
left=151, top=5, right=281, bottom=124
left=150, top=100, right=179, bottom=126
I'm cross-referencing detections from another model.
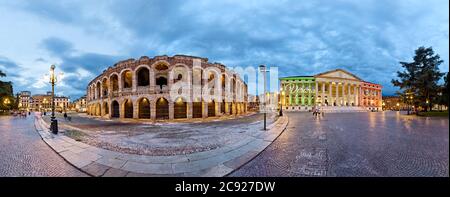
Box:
left=86, top=55, right=248, bottom=120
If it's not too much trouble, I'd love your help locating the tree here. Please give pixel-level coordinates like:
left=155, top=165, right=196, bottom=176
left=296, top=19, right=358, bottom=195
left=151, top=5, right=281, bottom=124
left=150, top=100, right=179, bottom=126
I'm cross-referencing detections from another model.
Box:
left=414, top=47, right=444, bottom=111
left=0, top=70, right=15, bottom=111
left=392, top=62, right=420, bottom=114
left=437, top=72, right=449, bottom=108
left=392, top=46, right=444, bottom=112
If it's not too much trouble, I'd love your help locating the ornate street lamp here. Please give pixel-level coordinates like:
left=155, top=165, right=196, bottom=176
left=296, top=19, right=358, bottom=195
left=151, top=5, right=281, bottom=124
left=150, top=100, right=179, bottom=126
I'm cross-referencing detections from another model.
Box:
left=279, top=88, right=284, bottom=116
left=49, top=65, right=60, bottom=134
left=259, top=65, right=267, bottom=130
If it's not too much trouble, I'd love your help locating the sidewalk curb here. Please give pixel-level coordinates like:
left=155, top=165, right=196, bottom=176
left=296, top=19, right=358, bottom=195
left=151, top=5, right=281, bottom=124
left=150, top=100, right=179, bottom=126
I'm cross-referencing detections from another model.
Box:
left=224, top=114, right=289, bottom=176
left=34, top=114, right=289, bottom=177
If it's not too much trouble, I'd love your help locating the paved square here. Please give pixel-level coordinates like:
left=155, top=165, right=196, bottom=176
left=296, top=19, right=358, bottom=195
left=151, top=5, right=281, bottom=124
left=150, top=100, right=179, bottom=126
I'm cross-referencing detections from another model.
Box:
left=230, top=111, right=449, bottom=177
left=43, top=113, right=276, bottom=156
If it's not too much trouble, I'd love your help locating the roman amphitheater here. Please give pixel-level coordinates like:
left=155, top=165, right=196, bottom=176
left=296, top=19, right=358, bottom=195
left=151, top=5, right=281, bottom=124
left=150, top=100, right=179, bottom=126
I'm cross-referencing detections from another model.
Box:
left=86, top=55, right=248, bottom=120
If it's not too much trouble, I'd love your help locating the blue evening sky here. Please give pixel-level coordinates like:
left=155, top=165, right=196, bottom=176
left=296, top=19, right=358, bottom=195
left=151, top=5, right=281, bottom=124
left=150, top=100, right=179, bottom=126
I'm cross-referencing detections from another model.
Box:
left=0, top=0, right=448, bottom=99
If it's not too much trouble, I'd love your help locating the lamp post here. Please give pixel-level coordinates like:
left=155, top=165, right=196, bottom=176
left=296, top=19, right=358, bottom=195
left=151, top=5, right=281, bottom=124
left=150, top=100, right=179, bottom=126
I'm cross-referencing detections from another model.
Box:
left=259, top=65, right=268, bottom=130
left=3, top=98, right=11, bottom=111
left=279, top=88, right=284, bottom=116
left=49, top=65, right=58, bottom=134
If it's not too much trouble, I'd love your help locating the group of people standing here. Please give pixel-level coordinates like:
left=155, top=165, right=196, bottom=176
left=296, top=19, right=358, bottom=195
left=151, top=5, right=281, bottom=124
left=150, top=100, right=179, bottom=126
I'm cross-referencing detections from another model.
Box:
left=312, top=107, right=324, bottom=118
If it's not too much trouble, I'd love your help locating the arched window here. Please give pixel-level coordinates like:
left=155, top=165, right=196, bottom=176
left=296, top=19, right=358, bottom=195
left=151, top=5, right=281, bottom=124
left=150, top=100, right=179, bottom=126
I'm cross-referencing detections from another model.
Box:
left=110, top=74, right=119, bottom=92
left=122, top=71, right=132, bottom=89
left=137, top=67, right=150, bottom=86
left=156, top=76, right=167, bottom=89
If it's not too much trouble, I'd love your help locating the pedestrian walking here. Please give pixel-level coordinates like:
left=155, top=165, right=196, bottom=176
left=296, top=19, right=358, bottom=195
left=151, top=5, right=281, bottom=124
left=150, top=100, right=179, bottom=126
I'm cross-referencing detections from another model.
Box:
left=64, top=112, right=68, bottom=120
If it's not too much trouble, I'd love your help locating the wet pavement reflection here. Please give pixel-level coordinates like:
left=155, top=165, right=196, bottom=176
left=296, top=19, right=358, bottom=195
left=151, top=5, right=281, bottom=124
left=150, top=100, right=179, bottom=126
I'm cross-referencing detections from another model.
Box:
left=230, top=111, right=449, bottom=177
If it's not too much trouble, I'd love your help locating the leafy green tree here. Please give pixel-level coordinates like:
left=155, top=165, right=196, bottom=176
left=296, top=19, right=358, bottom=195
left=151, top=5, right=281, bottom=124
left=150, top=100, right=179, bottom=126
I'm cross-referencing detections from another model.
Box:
left=438, top=72, right=449, bottom=108
left=392, top=62, right=419, bottom=113
left=392, top=46, right=444, bottom=112
left=414, top=47, right=444, bottom=111
left=0, top=70, right=15, bottom=111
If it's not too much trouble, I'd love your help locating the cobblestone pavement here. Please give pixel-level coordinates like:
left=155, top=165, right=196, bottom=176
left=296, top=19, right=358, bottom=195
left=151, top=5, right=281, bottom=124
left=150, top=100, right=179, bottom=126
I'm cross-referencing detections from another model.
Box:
left=43, top=113, right=276, bottom=156
left=0, top=115, right=88, bottom=177
left=230, top=111, right=449, bottom=177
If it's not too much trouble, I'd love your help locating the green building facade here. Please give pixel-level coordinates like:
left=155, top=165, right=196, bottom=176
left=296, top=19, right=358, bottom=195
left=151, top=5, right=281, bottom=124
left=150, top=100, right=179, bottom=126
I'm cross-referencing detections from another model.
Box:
left=279, top=76, right=316, bottom=110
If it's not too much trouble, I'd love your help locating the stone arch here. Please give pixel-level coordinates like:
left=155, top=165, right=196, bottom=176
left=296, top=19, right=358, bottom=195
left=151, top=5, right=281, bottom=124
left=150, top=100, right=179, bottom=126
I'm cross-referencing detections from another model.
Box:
left=151, top=60, right=170, bottom=72
left=170, top=64, right=190, bottom=85
left=192, top=98, right=203, bottom=119
left=156, top=97, right=169, bottom=119
left=231, top=77, right=236, bottom=101
left=155, top=75, right=168, bottom=89
left=137, top=97, right=151, bottom=119
left=109, top=73, right=119, bottom=92
left=208, top=100, right=216, bottom=117
left=136, top=65, right=150, bottom=87
left=123, top=99, right=133, bottom=118
left=204, top=67, right=221, bottom=102
left=95, top=103, right=101, bottom=116
left=102, top=77, right=109, bottom=97
left=221, top=99, right=226, bottom=114
left=173, top=97, right=187, bottom=119
left=111, top=100, right=120, bottom=118
left=103, top=101, right=109, bottom=115
left=120, top=69, right=133, bottom=89
left=96, top=81, right=101, bottom=99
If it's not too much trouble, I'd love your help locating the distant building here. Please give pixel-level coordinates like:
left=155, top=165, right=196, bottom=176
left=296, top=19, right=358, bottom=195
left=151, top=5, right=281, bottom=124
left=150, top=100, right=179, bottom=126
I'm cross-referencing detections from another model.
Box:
left=72, top=95, right=87, bottom=112
left=18, top=91, right=31, bottom=110
left=382, top=96, right=407, bottom=111
left=18, top=91, right=70, bottom=112
left=280, top=69, right=383, bottom=112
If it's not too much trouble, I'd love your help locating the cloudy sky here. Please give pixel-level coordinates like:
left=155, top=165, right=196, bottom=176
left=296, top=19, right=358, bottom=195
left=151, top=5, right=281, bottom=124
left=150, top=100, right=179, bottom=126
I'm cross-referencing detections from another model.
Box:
left=0, top=0, right=448, bottom=99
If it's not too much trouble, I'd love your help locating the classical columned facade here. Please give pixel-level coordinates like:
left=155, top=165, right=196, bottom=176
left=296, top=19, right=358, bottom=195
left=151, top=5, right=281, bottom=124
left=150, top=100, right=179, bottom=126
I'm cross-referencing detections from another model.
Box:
left=280, top=69, right=382, bottom=111
left=86, top=55, right=248, bottom=120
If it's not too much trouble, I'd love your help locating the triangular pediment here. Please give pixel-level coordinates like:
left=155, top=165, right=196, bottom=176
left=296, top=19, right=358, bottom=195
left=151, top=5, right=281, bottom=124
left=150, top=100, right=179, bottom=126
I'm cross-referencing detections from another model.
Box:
left=314, top=69, right=362, bottom=81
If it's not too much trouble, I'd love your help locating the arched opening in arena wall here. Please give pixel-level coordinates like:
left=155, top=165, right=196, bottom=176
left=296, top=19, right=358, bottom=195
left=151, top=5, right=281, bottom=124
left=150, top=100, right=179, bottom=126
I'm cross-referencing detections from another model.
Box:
left=103, top=102, right=109, bottom=115
left=137, top=67, right=150, bottom=87
left=138, top=97, right=151, bottom=119
left=192, top=101, right=202, bottom=118
left=124, top=99, right=133, bottom=118
left=110, top=74, right=119, bottom=92
left=96, top=82, right=101, bottom=99
left=102, top=78, right=108, bottom=97
left=156, top=97, right=169, bottom=119
left=221, top=99, right=226, bottom=114
left=174, top=97, right=187, bottom=119
left=208, top=100, right=216, bottom=117
left=111, top=101, right=120, bottom=118
left=122, top=70, right=132, bottom=89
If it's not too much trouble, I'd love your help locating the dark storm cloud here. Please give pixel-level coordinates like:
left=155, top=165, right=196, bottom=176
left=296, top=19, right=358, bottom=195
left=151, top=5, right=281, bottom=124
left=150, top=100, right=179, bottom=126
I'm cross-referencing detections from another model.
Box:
left=0, top=56, right=22, bottom=78
left=6, top=0, right=448, bottom=97
left=39, top=37, right=123, bottom=98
